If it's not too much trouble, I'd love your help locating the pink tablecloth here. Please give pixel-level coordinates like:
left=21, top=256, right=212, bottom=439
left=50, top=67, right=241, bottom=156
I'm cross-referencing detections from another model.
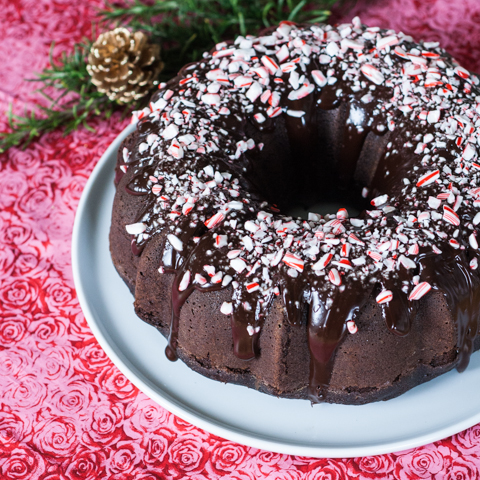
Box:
left=2, top=0, right=480, bottom=478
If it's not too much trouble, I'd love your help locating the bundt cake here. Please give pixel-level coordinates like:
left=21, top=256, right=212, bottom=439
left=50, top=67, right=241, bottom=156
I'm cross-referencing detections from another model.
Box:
left=109, top=18, right=480, bottom=405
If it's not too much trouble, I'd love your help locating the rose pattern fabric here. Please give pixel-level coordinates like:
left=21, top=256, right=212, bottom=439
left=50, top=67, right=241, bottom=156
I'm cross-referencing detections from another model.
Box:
left=2, top=0, right=480, bottom=478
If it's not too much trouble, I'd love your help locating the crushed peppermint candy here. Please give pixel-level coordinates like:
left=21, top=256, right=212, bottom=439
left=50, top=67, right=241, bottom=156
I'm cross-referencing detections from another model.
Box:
left=408, top=282, right=432, bottom=301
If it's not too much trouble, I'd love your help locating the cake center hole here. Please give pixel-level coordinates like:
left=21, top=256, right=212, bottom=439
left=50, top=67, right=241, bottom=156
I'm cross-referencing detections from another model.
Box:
left=244, top=111, right=376, bottom=219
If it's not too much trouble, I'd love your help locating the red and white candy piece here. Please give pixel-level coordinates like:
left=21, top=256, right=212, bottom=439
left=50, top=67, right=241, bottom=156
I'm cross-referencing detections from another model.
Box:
left=182, top=202, right=194, bottom=215
left=341, top=38, right=364, bottom=50
left=348, top=233, right=365, bottom=245
left=312, top=253, right=333, bottom=270
left=390, top=239, right=400, bottom=251
left=270, top=249, right=284, bottom=268
left=337, top=208, right=348, bottom=220
left=376, top=290, right=393, bottom=304
left=422, top=51, right=440, bottom=59
left=215, top=235, right=228, bottom=249
left=246, top=282, right=260, bottom=293
left=267, top=106, right=282, bottom=118
left=261, top=55, right=279, bottom=75
left=276, top=44, right=289, bottom=63
left=377, top=241, right=391, bottom=252
left=254, top=113, right=266, bottom=124
left=408, top=243, right=419, bottom=255
left=260, top=89, right=271, bottom=103
left=428, top=196, right=441, bottom=209
left=341, top=243, right=351, bottom=257
left=212, top=47, right=235, bottom=58
left=449, top=238, right=460, bottom=249
left=205, top=212, right=225, bottom=229
left=408, top=282, right=431, bottom=301
left=443, top=205, right=460, bottom=226
left=194, top=273, right=208, bottom=285
left=347, top=320, right=358, bottom=334
left=167, top=139, right=184, bottom=159
left=268, top=91, right=281, bottom=107
left=234, top=76, right=253, bottom=88
left=311, top=70, right=327, bottom=87
left=370, top=194, right=388, bottom=207
left=282, top=253, right=304, bottom=272
left=334, top=259, right=353, bottom=270
left=206, top=69, right=230, bottom=83
left=203, top=265, right=215, bottom=277
left=454, top=66, right=470, bottom=79
left=394, top=46, right=408, bottom=58
left=360, top=64, right=385, bottom=85
left=288, top=84, right=314, bottom=101
left=246, top=82, right=263, bottom=102
left=367, top=250, right=383, bottom=262
left=376, top=35, right=399, bottom=50
left=152, top=184, right=163, bottom=195
left=328, top=268, right=342, bottom=286
left=416, top=170, right=440, bottom=188
left=463, top=143, right=476, bottom=161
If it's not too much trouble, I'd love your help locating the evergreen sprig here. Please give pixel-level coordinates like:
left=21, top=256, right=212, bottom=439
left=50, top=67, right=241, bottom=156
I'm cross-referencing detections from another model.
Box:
left=1, top=0, right=344, bottom=153
left=0, top=41, right=124, bottom=153
left=101, top=0, right=342, bottom=80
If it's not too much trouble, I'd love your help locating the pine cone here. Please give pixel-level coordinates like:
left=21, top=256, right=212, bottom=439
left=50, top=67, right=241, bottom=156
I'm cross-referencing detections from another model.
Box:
left=87, top=28, right=164, bottom=104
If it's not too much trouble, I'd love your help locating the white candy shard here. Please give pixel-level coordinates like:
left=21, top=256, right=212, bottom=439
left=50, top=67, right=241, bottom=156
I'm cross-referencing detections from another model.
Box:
left=427, top=110, right=440, bottom=123
left=167, top=234, right=183, bottom=252
left=162, top=124, right=179, bottom=140
left=178, top=271, right=191, bottom=291
left=230, top=257, right=247, bottom=273
left=220, top=302, right=233, bottom=315
left=201, top=93, right=221, bottom=105
left=126, top=223, right=146, bottom=235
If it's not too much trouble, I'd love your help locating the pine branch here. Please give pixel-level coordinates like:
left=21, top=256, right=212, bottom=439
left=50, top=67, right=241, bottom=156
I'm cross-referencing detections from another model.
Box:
left=0, top=40, right=125, bottom=153
left=0, top=96, right=117, bottom=153
left=100, top=0, right=342, bottom=80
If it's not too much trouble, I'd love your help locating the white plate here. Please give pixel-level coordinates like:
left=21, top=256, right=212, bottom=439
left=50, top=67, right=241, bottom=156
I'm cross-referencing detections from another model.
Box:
left=72, top=124, right=480, bottom=458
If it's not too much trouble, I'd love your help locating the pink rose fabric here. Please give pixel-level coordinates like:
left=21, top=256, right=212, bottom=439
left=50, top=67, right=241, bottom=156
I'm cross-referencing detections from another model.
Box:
left=2, top=0, right=480, bottom=478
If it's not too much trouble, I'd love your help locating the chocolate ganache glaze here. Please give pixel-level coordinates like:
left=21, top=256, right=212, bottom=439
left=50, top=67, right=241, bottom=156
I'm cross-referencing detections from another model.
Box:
left=110, top=18, right=480, bottom=404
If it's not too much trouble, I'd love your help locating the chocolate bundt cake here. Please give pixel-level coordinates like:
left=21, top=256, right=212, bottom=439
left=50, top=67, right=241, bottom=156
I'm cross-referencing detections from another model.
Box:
left=110, top=18, right=480, bottom=405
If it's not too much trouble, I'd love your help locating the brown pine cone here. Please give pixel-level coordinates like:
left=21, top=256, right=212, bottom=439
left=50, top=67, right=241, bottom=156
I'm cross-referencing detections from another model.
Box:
left=87, top=27, right=164, bottom=104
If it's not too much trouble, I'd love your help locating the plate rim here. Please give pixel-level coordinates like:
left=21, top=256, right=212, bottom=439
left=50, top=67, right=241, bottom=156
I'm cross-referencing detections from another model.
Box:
left=72, top=123, right=480, bottom=458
